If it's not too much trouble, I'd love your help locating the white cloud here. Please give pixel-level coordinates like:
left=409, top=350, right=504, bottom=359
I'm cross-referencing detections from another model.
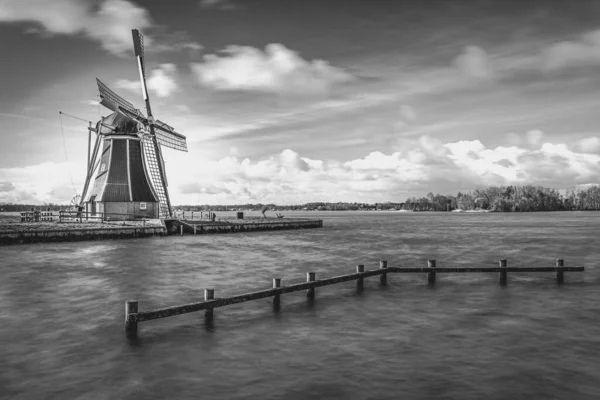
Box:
left=572, top=136, right=600, bottom=154
left=164, top=136, right=600, bottom=204
left=5, top=135, right=599, bottom=205
left=0, top=162, right=81, bottom=204
left=542, top=29, right=600, bottom=71
left=0, top=0, right=152, bottom=55
left=454, top=46, right=494, bottom=79
left=116, top=63, right=179, bottom=98
left=190, top=43, right=354, bottom=94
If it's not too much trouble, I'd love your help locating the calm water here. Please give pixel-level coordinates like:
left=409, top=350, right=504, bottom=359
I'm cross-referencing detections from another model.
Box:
left=1, top=211, right=599, bottom=400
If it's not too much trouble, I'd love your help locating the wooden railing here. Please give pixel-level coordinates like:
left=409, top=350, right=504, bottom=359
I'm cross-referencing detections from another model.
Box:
left=58, top=210, right=152, bottom=223
left=124, top=258, right=584, bottom=336
left=20, top=211, right=55, bottom=222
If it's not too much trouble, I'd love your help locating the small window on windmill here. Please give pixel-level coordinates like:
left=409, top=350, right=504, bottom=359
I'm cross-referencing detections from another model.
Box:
left=140, top=202, right=147, bottom=210
left=100, top=163, right=106, bottom=172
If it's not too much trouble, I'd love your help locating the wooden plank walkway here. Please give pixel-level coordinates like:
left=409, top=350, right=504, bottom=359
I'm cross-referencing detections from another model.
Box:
left=124, top=259, right=585, bottom=336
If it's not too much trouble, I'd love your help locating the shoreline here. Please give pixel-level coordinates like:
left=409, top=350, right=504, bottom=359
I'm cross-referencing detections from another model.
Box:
left=0, top=217, right=323, bottom=245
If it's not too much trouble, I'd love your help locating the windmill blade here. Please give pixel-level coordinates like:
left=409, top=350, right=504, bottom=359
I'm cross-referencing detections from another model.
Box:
left=141, top=134, right=170, bottom=218
left=153, top=120, right=188, bottom=152
left=132, top=29, right=150, bottom=102
left=96, top=79, right=145, bottom=119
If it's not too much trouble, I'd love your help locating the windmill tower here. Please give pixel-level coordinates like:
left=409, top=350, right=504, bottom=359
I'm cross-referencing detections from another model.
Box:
left=81, top=29, right=187, bottom=219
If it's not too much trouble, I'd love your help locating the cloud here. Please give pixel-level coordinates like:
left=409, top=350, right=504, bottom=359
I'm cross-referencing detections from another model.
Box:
left=0, top=182, right=15, bottom=192
left=454, top=46, right=494, bottom=79
left=81, top=99, right=99, bottom=106
left=163, top=134, right=600, bottom=204
left=571, top=136, right=600, bottom=154
left=150, top=30, right=203, bottom=53
left=4, top=134, right=599, bottom=205
left=526, top=129, right=544, bottom=146
left=190, top=43, right=354, bottom=94
left=0, top=162, right=81, bottom=204
left=199, top=0, right=237, bottom=10
left=116, top=63, right=179, bottom=98
left=541, top=29, right=600, bottom=71
left=0, top=0, right=152, bottom=55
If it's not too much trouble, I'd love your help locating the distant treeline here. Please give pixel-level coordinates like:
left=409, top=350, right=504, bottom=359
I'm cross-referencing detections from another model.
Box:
left=0, top=203, right=70, bottom=212
left=405, top=185, right=600, bottom=212
left=3, top=185, right=599, bottom=213
left=177, top=185, right=600, bottom=212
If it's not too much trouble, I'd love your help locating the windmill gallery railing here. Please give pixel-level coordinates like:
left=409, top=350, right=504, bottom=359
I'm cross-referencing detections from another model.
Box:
left=124, top=259, right=585, bottom=337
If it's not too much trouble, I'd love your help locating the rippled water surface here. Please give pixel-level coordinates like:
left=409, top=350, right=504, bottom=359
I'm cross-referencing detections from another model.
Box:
left=1, top=211, right=600, bottom=399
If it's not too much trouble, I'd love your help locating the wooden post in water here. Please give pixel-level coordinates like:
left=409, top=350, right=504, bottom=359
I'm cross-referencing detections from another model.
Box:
left=499, top=259, right=508, bottom=285
left=193, top=225, right=197, bottom=235
left=205, top=289, right=215, bottom=321
left=180, top=224, right=183, bottom=236
left=556, top=259, right=564, bottom=284
left=273, top=278, right=281, bottom=308
left=356, top=265, right=364, bottom=289
left=427, top=260, right=436, bottom=284
left=379, top=260, right=388, bottom=285
left=307, top=272, right=316, bottom=298
left=125, top=300, right=138, bottom=336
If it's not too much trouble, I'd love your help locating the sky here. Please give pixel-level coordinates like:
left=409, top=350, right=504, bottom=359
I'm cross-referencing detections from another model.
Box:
left=0, top=0, right=599, bottom=205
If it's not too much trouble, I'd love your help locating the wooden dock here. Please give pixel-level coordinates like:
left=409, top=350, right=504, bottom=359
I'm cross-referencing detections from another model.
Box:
left=124, top=259, right=584, bottom=336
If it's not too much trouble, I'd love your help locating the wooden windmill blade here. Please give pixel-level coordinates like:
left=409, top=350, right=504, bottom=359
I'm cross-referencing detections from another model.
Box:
left=96, top=79, right=145, bottom=119
left=140, top=135, right=170, bottom=218
left=80, top=121, right=103, bottom=204
left=154, top=120, right=188, bottom=152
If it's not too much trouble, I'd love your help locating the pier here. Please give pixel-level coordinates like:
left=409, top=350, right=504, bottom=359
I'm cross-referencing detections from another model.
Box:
left=124, top=258, right=585, bottom=336
left=165, top=218, right=323, bottom=235
left=0, top=212, right=323, bottom=245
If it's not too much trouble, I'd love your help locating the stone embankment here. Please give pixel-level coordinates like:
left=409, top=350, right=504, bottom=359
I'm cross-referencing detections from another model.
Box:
left=0, top=217, right=323, bottom=245
left=0, top=220, right=166, bottom=245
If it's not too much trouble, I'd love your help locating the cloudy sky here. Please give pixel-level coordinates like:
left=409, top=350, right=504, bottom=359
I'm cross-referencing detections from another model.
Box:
left=0, top=0, right=599, bottom=205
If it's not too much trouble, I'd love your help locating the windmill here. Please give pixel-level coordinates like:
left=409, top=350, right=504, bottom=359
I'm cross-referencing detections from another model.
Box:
left=81, top=29, right=187, bottom=219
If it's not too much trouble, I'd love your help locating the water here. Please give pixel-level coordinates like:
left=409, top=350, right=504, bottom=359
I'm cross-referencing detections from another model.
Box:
left=1, top=211, right=599, bottom=399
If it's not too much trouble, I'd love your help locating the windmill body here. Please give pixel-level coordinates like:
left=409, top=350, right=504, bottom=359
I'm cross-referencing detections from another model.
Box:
left=81, top=29, right=188, bottom=220
left=83, top=113, right=160, bottom=218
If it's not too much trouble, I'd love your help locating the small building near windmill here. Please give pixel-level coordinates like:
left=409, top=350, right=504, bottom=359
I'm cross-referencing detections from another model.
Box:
left=83, top=113, right=160, bottom=220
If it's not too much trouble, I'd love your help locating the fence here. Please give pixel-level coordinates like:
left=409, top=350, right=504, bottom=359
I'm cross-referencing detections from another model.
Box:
left=58, top=210, right=152, bottom=223
left=20, top=211, right=55, bottom=222
left=124, top=258, right=584, bottom=336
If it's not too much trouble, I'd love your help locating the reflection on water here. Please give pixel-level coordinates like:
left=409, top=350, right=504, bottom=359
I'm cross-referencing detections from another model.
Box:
left=1, top=211, right=599, bottom=399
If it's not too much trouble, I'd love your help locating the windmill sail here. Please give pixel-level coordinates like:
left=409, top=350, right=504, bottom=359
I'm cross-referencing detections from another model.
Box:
left=97, top=79, right=144, bottom=118
left=154, top=120, right=188, bottom=151
left=141, top=135, right=170, bottom=218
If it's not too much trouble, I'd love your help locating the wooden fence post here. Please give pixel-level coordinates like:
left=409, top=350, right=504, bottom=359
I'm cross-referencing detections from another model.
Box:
left=356, top=265, right=364, bottom=289
left=556, top=259, right=564, bottom=284
left=427, top=260, right=436, bottom=284
left=307, top=272, right=316, bottom=298
left=125, top=300, right=138, bottom=336
left=380, top=260, right=388, bottom=285
left=205, top=289, right=215, bottom=321
left=499, top=259, right=508, bottom=285
left=273, top=278, right=281, bottom=308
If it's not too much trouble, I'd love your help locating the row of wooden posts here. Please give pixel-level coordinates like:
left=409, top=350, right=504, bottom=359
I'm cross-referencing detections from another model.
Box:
left=125, top=259, right=584, bottom=336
